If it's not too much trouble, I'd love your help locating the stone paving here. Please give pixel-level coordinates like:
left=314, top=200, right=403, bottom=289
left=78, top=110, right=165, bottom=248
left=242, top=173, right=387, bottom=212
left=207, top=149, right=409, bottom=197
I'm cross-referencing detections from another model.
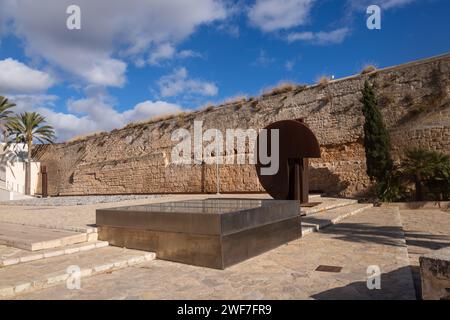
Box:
left=398, top=208, right=450, bottom=299
left=0, top=194, right=166, bottom=206
left=1, top=194, right=448, bottom=300
left=0, top=194, right=217, bottom=230
left=0, top=222, right=87, bottom=250
left=14, top=207, right=416, bottom=300
left=0, top=247, right=155, bottom=298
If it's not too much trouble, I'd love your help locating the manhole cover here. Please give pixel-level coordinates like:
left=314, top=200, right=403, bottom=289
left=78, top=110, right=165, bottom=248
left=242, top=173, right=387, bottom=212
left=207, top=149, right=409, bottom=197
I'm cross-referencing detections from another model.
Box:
left=315, top=265, right=342, bottom=273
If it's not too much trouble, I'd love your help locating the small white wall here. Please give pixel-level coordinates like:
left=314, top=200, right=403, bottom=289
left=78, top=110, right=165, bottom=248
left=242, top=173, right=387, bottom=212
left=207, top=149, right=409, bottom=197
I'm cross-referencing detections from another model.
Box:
left=0, top=143, right=41, bottom=196
left=4, top=161, right=40, bottom=195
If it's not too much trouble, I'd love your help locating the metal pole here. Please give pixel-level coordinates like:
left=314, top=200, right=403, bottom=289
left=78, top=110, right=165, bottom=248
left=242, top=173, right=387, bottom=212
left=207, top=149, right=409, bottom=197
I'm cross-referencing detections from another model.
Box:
left=216, top=150, right=220, bottom=194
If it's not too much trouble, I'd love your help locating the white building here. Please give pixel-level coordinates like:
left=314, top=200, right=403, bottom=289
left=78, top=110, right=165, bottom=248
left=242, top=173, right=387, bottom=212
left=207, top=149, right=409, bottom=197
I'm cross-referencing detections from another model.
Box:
left=0, top=143, right=40, bottom=200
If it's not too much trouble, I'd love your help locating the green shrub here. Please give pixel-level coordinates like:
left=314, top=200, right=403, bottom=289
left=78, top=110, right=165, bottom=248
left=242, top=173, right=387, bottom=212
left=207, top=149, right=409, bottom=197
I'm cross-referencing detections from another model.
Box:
left=375, top=168, right=408, bottom=202
left=401, top=149, right=450, bottom=201
left=375, top=149, right=450, bottom=202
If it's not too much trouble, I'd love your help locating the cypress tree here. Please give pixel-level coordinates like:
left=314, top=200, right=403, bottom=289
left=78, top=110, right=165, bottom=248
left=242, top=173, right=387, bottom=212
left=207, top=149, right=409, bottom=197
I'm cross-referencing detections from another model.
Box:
left=361, top=81, right=393, bottom=182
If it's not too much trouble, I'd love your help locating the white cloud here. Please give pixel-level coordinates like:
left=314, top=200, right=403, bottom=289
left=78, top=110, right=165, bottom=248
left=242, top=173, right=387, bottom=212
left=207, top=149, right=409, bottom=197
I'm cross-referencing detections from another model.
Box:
left=252, top=49, right=275, bottom=67
left=177, top=50, right=203, bottom=59
left=287, top=28, right=350, bottom=45
left=122, top=100, right=183, bottom=122
left=62, top=90, right=184, bottom=140
left=147, top=43, right=202, bottom=66
left=8, top=91, right=184, bottom=142
left=1, top=0, right=227, bottom=87
left=54, top=97, right=183, bottom=142
left=381, top=0, right=415, bottom=9
left=248, top=0, right=315, bottom=32
left=285, top=60, right=295, bottom=71
left=158, top=67, right=218, bottom=98
left=0, top=58, right=55, bottom=94
left=6, top=94, right=58, bottom=114
left=148, top=43, right=177, bottom=66
left=348, top=0, right=415, bottom=10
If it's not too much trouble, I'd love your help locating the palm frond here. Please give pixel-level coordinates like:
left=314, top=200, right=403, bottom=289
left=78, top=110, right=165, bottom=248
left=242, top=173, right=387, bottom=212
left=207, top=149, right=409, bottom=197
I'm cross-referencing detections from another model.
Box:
left=5, top=112, right=56, bottom=148
left=0, top=96, right=16, bottom=119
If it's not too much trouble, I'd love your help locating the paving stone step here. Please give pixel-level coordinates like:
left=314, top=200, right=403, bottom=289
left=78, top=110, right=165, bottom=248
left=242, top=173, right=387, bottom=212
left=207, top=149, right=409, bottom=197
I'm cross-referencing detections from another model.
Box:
left=0, top=246, right=155, bottom=298
left=0, top=222, right=95, bottom=251
left=302, top=203, right=373, bottom=235
left=302, top=198, right=359, bottom=216
left=0, top=241, right=109, bottom=267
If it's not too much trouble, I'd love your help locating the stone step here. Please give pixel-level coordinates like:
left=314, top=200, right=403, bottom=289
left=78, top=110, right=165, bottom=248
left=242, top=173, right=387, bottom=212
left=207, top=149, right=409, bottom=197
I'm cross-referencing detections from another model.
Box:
left=0, top=241, right=109, bottom=267
left=0, top=246, right=155, bottom=298
left=302, top=203, right=373, bottom=235
left=302, top=197, right=359, bottom=216
left=0, top=222, right=95, bottom=251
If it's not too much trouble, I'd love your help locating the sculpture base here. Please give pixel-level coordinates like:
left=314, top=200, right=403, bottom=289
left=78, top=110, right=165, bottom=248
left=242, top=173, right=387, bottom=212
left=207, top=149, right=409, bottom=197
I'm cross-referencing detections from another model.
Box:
left=96, top=199, right=301, bottom=269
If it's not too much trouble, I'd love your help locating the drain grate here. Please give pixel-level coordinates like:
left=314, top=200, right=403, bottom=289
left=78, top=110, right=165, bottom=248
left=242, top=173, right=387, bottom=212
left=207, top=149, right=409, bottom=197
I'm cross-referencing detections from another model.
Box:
left=315, top=265, right=343, bottom=273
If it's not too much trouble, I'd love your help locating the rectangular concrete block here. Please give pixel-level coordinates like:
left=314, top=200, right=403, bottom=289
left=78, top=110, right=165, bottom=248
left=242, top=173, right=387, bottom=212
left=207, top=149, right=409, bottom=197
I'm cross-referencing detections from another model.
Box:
left=64, top=247, right=81, bottom=255
left=87, top=233, right=99, bottom=242
left=97, top=199, right=301, bottom=269
left=2, top=258, right=20, bottom=267
left=113, top=260, right=128, bottom=269
left=420, top=247, right=450, bottom=300
left=60, top=234, right=87, bottom=246
left=44, top=250, right=65, bottom=258
left=14, top=282, right=32, bottom=294
left=78, top=244, right=96, bottom=252
left=80, top=268, right=93, bottom=277
left=127, top=256, right=146, bottom=265
left=19, top=253, right=44, bottom=263
left=95, top=241, right=109, bottom=248
left=94, top=263, right=115, bottom=273
left=46, top=273, right=69, bottom=286
left=0, top=286, right=14, bottom=298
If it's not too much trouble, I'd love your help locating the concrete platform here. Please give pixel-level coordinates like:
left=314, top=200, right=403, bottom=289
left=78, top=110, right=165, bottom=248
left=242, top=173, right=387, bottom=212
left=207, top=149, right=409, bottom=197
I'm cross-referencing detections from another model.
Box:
left=302, top=197, right=359, bottom=216
left=302, top=203, right=373, bottom=235
left=0, top=222, right=90, bottom=251
left=0, top=241, right=109, bottom=267
left=97, top=199, right=301, bottom=269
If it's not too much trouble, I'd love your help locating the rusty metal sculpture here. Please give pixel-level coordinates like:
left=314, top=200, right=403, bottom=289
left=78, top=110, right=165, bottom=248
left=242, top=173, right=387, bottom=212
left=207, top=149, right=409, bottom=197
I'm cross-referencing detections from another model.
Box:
left=256, top=119, right=321, bottom=204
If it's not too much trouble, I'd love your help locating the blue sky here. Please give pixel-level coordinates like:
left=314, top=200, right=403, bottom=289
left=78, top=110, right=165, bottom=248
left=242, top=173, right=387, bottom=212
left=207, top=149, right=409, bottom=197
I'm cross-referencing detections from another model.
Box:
left=0, top=0, right=449, bottom=141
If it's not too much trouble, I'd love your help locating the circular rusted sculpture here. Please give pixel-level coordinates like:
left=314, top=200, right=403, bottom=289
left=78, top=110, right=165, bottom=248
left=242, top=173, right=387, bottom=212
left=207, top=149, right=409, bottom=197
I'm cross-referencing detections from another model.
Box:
left=256, top=119, right=321, bottom=202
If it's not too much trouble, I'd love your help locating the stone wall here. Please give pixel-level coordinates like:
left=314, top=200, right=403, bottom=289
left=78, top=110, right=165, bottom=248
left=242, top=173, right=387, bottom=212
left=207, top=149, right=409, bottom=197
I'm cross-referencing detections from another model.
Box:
left=34, top=53, right=450, bottom=197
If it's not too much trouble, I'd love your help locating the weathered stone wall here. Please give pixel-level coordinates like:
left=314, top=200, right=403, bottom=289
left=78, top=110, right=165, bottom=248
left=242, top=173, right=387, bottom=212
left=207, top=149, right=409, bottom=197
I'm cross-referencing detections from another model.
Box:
left=34, top=53, right=450, bottom=197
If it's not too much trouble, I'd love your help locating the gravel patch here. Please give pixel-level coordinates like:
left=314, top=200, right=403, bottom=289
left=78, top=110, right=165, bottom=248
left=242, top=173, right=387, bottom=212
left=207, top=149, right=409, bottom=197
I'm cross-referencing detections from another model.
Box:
left=0, top=195, right=166, bottom=207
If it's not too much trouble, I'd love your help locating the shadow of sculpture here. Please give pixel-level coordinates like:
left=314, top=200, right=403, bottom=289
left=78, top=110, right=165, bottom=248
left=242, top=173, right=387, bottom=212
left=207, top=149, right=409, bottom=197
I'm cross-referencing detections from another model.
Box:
left=309, top=167, right=350, bottom=196
left=311, top=266, right=416, bottom=300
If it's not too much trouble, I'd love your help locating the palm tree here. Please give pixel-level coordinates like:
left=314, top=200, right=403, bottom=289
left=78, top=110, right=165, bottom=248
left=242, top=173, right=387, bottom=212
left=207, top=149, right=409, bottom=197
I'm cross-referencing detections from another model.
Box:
left=0, top=96, right=16, bottom=142
left=402, top=149, right=449, bottom=201
left=6, top=112, right=56, bottom=195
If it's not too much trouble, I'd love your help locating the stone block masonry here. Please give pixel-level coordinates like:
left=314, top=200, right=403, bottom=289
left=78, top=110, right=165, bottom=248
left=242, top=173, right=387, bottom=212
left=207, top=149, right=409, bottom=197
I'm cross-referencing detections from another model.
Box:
left=34, top=53, right=450, bottom=197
